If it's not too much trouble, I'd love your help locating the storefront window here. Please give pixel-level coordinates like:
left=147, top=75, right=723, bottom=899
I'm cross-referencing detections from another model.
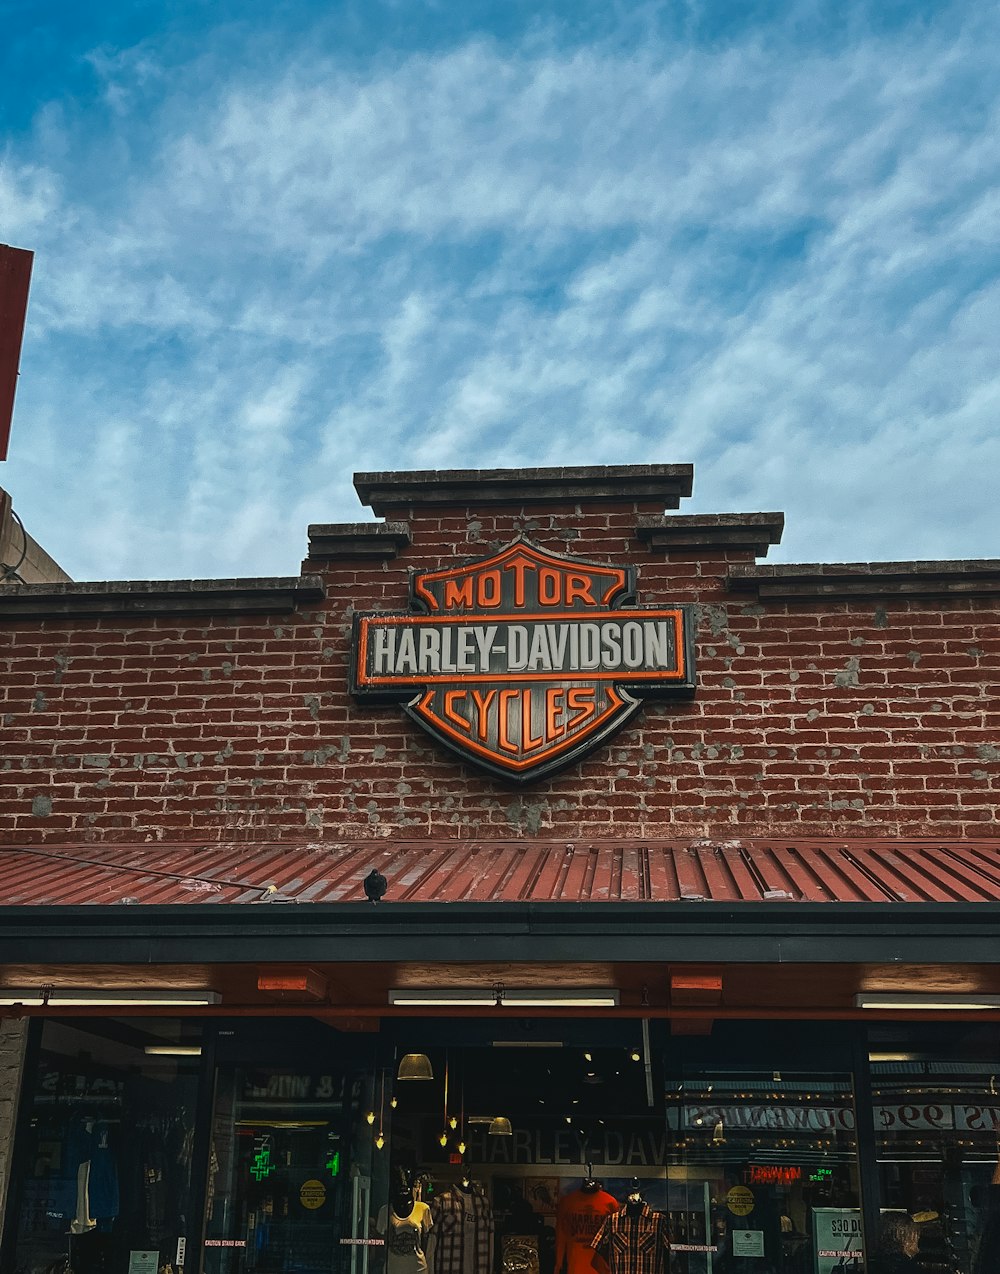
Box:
left=203, top=1065, right=373, bottom=1274
left=666, top=1071, right=863, bottom=1274
left=352, top=1040, right=659, bottom=1274
left=871, top=1044, right=1000, bottom=1274
left=11, top=1018, right=201, bottom=1274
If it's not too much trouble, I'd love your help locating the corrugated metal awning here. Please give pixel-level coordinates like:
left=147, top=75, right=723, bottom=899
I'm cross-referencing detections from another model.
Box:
left=3, top=838, right=1000, bottom=906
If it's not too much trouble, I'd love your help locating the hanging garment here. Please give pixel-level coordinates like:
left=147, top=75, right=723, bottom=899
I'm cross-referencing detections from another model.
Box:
left=556, top=1189, right=619, bottom=1274
left=428, top=1185, right=494, bottom=1274
left=87, top=1121, right=119, bottom=1221
left=591, top=1204, right=670, bottom=1274
left=378, top=1202, right=433, bottom=1274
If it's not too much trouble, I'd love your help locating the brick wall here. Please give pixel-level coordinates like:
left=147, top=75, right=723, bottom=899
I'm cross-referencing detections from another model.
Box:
left=2, top=495, right=999, bottom=842
left=0, top=1018, right=27, bottom=1248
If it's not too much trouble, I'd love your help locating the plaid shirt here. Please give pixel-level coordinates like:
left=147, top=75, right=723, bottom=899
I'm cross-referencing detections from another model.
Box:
left=592, top=1204, right=670, bottom=1274
left=428, top=1185, right=494, bottom=1274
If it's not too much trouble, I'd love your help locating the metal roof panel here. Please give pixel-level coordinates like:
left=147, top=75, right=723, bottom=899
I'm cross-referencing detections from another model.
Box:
left=3, top=838, right=1000, bottom=906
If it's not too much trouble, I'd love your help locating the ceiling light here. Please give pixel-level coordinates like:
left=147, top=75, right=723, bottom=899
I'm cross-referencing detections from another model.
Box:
left=397, top=1053, right=434, bottom=1081
left=0, top=989, right=221, bottom=1007
left=507, top=989, right=619, bottom=1007
left=855, top=994, right=1000, bottom=1011
left=144, top=1045, right=203, bottom=1056
left=391, top=990, right=496, bottom=1007
left=491, top=1041, right=564, bottom=1049
left=389, top=988, right=618, bottom=1008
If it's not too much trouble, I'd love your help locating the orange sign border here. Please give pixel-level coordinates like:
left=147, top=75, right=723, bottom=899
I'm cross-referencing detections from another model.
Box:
left=349, top=537, right=696, bottom=783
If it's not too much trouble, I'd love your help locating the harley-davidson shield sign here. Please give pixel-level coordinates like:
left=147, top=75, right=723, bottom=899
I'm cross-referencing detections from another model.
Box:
left=350, top=538, right=695, bottom=782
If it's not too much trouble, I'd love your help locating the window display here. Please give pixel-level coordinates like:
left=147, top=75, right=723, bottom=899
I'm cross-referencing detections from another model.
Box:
left=18, top=1019, right=994, bottom=1274
left=665, top=1071, right=862, bottom=1274
left=10, top=1019, right=200, bottom=1274
left=871, top=1045, right=1000, bottom=1274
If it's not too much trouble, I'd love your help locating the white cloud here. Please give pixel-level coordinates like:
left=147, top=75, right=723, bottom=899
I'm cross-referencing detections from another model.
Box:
left=2, top=5, right=1000, bottom=578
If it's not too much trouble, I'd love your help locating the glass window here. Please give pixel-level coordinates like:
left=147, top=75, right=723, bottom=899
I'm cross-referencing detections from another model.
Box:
left=871, top=1048, right=1000, bottom=1274
left=665, top=1071, right=863, bottom=1274
left=12, top=1018, right=202, bottom=1274
left=203, top=1065, right=372, bottom=1274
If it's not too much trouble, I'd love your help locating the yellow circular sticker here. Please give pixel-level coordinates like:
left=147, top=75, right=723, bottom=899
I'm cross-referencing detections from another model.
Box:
left=726, top=1186, right=754, bottom=1217
left=300, top=1179, right=327, bottom=1210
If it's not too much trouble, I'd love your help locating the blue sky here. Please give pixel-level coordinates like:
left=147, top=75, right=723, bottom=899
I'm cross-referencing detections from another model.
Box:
left=1, top=0, right=998, bottom=580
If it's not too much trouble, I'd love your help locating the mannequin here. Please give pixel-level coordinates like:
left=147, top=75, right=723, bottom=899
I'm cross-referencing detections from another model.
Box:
left=379, top=1169, right=433, bottom=1274
left=428, top=1166, right=494, bottom=1274
left=393, top=1169, right=416, bottom=1217
left=556, top=1165, right=618, bottom=1274
left=591, top=1181, right=669, bottom=1274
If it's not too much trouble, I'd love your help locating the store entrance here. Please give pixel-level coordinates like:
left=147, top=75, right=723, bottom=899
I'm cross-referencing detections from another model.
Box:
left=202, top=1063, right=365, bottom=1274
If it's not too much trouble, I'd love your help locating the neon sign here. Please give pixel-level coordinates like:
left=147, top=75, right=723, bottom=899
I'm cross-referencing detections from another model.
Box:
left=746, top=1165, right=802, bottom=1185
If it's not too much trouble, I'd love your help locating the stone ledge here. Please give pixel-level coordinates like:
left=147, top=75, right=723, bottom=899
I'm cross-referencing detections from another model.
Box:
left=727, top=560, right=1000, bottom=600
left=0, top=576, right=326, bottom=621
left=355, top=464, right=694, bottom=514
left=637, top=512, right=784, bottom=557
left=306, top=521, right=411, bottom=560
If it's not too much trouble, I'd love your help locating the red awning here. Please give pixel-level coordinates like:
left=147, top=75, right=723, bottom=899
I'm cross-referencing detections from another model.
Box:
left=2, top=838, right=1000, bottom=906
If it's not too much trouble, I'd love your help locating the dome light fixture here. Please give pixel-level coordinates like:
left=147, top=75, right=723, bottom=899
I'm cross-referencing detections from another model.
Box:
left=397, top=1053, right=434, bottom=1081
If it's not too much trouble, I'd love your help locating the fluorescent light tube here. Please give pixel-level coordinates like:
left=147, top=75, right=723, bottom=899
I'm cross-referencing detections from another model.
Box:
left=0, top=989, right=221, bottom=1007
left=504, top=990, right=619, bottom=1007
left=491, top=1041, right=565, bottom=1048
left=389, top=990, right=497, bottom=1006
left=144, top=1045, right=203, bottom=1056
left=856, top=993, right=1000, bottom=1011
left=389, top=988, right=618, bottom=1008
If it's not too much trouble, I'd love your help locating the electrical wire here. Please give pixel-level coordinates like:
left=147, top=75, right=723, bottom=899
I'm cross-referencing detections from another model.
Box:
left=1, top=508, right=29, bottom=582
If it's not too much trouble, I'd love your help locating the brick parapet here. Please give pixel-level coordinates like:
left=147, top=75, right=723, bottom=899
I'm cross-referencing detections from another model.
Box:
left=2, top=481, right=1000, bottom=844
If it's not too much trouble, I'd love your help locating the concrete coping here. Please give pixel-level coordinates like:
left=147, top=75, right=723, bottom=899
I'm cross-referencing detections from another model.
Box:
left=0, top=575, right=326, bottom=621
left=306, top=521, right=411, bottom=560
left=728, top=560, right=1000, bottom=600
left=637, top=512, right=784, bottom=557
left=354, top=464, right=694, bottom=515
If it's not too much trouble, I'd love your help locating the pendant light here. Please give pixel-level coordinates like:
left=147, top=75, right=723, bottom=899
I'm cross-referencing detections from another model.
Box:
left=438, top=1051, right=450, bottom=1147
left=456, top=1058, right=466, bottom=1156
left=375, top=1069, right=387, bottom=1150
left=397, top=1053, right=434, bottom=1081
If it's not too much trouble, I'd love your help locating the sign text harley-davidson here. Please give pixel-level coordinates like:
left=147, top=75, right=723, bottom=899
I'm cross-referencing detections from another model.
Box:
left=350, top=539, right=695, bottom=781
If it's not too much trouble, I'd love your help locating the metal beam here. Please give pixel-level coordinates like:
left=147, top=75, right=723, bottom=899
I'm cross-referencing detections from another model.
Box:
left=1, top=900, right=1000, bottom=965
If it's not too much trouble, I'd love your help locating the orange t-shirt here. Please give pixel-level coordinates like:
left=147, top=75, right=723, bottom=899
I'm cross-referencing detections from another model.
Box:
left=556, top=1189, right=619, bottom=1274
